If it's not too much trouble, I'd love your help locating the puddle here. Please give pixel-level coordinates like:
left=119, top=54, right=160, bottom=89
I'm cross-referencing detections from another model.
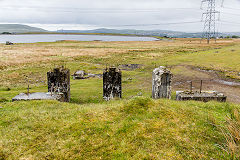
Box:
left=196, top=68, right=215, bottom=73
left=214, top=80, right=240, bottom=86
left=119, top=64, right=143, bottom=70
left=195, top=67, right=240, bottom=86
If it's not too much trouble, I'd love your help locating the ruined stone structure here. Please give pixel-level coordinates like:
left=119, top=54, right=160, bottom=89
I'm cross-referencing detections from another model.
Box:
left=176, top=91, right=227, bottom=102
left=72, top=70, right=103, bottom=80
left=47, top=67, right=70, bottom=102
left=119, top=64, right=142, bottom=70
left=72, top=70, right=86, bottom=80
left=12, top=92, right=65, bottom=102
left=103, top=67, right=122, bottom=101
left=152, top=66, right=172, bottom=99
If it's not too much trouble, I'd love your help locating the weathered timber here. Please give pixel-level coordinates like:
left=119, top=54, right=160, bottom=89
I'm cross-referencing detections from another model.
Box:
left=47, top=67, right=70, bottom=102
left=152, top=66, right=172, bottom=99
left=103, top=67, right=122, bottom=101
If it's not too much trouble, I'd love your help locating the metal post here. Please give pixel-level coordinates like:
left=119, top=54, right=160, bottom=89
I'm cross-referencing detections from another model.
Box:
left=27, top=84, right=30, bottom=96
left=27, top=79, right=30, bottom=96
left=190, top=81, right=193, bottom=93
left=200, top=80, right=203, bottom=93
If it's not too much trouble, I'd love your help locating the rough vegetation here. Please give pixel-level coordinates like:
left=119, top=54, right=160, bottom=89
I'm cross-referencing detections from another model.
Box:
left=0, top=98, right=239, bottom=159
left=1, top=38, right=240, bottom=159
left=221, top=109, right=240, bottom=159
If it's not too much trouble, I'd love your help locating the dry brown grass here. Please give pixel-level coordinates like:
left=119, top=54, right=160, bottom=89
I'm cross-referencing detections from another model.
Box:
left=222, top=109, right=240, bottom=159
left=0, top=39, right=235, bottom=68
left=0, top=38, right=238, bottom=88
left=0, top=43, right=127, bottom=67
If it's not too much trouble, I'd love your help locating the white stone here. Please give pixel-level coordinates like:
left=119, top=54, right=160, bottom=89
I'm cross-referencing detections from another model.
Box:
left=152, top=66, right=172, bottom=99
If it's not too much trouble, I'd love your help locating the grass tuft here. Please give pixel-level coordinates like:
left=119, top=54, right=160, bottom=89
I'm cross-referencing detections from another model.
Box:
left=0, top=147, right=7, bottom=160
left=0, top=98, right=8, bottom=103
left=121, top=96, right=154, bottom=114
left=222, top=109, right=240, bottom=159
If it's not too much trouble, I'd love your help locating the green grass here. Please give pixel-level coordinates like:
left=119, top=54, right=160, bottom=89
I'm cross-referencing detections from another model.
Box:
left=150, top=43, right=240, bottom=79
left=1, top=40, right=240, bottom=159
left=0, top=97, right=238, bottom=159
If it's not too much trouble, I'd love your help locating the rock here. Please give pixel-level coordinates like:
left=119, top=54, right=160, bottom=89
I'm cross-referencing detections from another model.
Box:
left=88, top=73, right=103, bottom=78
left=73, top=70, right=88, bottom=79
left=152, top=66, right=172, bottom=99
left=73, top=71, right=103, bottom=79
left=119, top=64, right=142, bottom=70
left=12, top=92, right=65, bottom=102
left=6, top=41, right=14, bottom=45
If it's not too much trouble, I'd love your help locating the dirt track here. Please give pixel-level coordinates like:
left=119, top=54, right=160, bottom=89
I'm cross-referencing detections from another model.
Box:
left=172, top=65, right=240, bottom=103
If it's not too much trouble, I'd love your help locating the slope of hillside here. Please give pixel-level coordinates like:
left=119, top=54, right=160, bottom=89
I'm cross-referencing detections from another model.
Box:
left=57, top=28, right=240, bottom=38
left=0, top=98, right=238, bottom=159
left=57, top=28, right=195, bottom=38
left=0, top=24, right=47, bottom=33
left=1, top=39, right=240, bottom=159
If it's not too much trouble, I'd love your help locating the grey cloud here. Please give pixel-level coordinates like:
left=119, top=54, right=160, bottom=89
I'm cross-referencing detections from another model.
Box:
left=0, top=0, right=239, bottom=32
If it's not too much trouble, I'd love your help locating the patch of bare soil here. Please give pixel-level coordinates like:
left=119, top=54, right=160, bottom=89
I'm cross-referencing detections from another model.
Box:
left=172, top=65, right=240, bottom=103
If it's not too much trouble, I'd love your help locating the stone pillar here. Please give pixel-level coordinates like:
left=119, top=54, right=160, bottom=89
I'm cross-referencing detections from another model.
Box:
left=152, top=66, right=172, bottom=99
left=47, top=67, right=70, bottom=102
left=103, top=67, right=122, bottom=101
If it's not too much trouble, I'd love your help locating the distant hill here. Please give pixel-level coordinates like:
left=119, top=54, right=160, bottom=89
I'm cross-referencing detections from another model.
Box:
left=0, top=24, right=238, bottom=38
left=57, top=28, right=240, bottom=38
left=0, top=24, right=47, bottom=33
left=57, top=28, right=202, bottom=38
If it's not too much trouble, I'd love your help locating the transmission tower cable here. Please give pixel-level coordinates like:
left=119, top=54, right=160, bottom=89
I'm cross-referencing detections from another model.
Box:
left=201, top=0, right=220, bottom=44
left=221, top=0, right=225, bottom=7
left=110, top=21, right=201, bottom=27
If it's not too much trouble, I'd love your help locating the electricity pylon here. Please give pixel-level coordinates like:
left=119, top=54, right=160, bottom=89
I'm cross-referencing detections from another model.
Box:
left=201, top=0, right=220, bottom=44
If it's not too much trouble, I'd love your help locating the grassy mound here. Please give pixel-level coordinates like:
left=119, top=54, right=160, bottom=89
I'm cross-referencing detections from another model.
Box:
left=0, top=98, right=239, bottom=159
left=120, top=97, right=154, bottom=114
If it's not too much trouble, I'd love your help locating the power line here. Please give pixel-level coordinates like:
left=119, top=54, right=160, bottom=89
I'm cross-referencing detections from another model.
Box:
left=0, top=5, right=202, bottom=11
left=222, top=6, right=240, bottom=11
left=221, top=0, right=240, bottom=10
left=221, top=20, right=240, bottom=25
left=110, top=21, right=202, bottom=27
left=221, top=11, right=240, bottom=17
left=0, top=6, right=203, bottom=13
left=201, top=0, right=220, bottom=44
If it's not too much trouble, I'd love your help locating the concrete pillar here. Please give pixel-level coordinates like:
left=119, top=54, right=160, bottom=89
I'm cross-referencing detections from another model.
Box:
left=152, top=66, right=172, bottom=99
left=47, top=67, right=70, bottom=102
left=103, top=67, right=122, bottom=101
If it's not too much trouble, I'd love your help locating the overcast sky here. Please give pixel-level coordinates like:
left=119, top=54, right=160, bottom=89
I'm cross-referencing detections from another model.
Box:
left=0, top=0, right=240, bottom=32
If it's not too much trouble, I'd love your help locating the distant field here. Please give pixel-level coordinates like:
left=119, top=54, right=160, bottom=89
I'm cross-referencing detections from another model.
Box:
left=1, top=38, right=240, bottom=159
left=1, top=39, right=240, bottom=101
